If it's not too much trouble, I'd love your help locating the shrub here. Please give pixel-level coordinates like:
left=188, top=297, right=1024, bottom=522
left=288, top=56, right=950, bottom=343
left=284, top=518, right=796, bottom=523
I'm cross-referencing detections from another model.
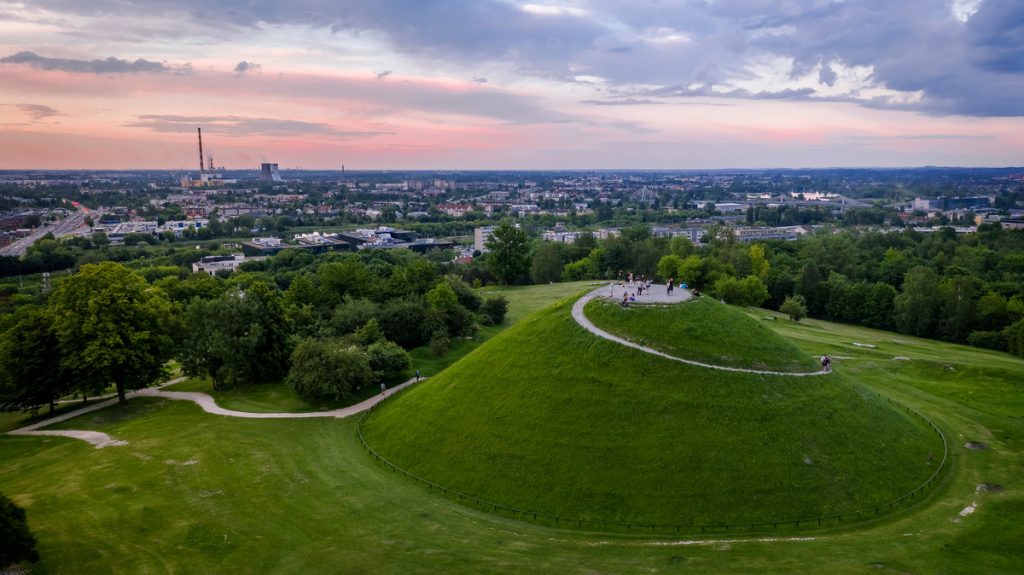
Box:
left=480, top=296, right=509, bottom=325
left=429, top=330, right=450, bottom=357
left=967, top=330, right=1007, bottom=351
left=286, top=339, right=371, bottom=400
left=780, top=295, right=809, bottom=321
left=366, top=340, right=411, bottom=381
left=444, top=275, right=482, bottom=311
left=0, top=492, right=39, bottom=567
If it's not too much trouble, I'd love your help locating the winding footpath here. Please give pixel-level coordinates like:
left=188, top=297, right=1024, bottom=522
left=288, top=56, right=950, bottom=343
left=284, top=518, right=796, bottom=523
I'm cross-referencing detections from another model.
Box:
left=572, top=285, right=829, bottom=377
left=7, top=376, right=424, bottom=448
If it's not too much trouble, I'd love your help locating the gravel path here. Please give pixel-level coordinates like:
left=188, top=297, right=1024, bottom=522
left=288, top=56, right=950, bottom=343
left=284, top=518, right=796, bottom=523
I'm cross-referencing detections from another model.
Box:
left=573, top=287, right=828, bottom=377
left=6, top=376, right=424, bottom=448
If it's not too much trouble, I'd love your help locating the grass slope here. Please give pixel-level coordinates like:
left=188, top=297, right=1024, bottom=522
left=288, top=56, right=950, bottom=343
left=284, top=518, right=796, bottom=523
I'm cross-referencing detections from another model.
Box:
left=586, top=297, right=820, bottom=372
left=0, top=288, right=1022, bottom=573
left=362, top=298, right=942, bottom=527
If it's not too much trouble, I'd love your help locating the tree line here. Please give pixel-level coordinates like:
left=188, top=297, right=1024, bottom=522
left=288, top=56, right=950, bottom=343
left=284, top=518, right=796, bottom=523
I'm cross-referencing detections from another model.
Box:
left=0, top=249, right=508, bottom=414
left=482, top=221, right=1024, bottom=356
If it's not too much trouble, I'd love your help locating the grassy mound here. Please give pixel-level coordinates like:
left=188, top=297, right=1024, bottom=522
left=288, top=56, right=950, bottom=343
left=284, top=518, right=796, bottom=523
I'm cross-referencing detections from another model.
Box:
left=362, top=298, right=943, bottom=527
left=585, top=296, right=821, bottom=373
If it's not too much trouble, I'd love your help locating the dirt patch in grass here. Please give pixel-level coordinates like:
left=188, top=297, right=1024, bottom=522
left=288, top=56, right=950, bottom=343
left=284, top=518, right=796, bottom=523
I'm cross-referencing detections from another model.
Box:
left=964, top=442, right=988, bottom=450
left=976, top=483, right=1003, bottom=493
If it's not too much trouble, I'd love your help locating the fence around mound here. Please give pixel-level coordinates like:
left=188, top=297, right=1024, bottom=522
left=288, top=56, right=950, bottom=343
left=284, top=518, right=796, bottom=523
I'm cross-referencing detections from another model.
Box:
left=357, top=387, right=949, bottom=534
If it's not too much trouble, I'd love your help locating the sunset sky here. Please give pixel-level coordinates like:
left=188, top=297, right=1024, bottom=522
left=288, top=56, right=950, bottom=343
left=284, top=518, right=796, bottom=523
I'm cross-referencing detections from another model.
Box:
left=1, top=0, right=1022, bottom=170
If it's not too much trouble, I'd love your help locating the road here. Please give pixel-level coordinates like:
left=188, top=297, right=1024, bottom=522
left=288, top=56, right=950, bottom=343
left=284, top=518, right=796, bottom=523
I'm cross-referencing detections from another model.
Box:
left=0, top=211, right=89, bottom=257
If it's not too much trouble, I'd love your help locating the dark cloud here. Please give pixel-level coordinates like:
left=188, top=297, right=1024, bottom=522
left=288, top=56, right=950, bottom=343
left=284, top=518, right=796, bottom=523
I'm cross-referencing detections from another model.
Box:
left=125, top=114, right=392, bottom=139
left=234, top=60, right=260, bottom=73
left=0, top=50, right=187, bottom=74
left=21, top=0, right=1024, bottom=116
left=818, top=64, right=837, bottom=87
left=17, top=104, right=59, bottom=120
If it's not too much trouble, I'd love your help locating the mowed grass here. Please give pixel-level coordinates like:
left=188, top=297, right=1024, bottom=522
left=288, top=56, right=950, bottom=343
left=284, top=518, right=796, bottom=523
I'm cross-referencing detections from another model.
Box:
left=362, top=298, right=942, bottom=527
left=586, top=296, right=820, bottom=373
left=0, top=283, right=1022, bottom=574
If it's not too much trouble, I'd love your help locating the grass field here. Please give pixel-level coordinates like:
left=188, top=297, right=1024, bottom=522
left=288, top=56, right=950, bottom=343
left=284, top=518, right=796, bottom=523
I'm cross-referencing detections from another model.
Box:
left=585, top=296, right=820, bottom=372
left=0, top=283, right=1021, bottom=573
left=363, top=298, right=942, bottom=526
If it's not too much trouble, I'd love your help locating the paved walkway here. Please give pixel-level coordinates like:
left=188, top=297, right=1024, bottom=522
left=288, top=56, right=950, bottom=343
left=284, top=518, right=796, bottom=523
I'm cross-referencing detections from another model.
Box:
left=6, top=376, right=424, bottom=448
left=572, top=286, right=828, bottom=377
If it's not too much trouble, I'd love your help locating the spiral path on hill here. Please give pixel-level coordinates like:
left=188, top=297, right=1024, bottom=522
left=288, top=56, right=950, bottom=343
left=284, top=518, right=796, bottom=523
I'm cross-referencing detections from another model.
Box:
left=572, top=285, right=829, bottom=377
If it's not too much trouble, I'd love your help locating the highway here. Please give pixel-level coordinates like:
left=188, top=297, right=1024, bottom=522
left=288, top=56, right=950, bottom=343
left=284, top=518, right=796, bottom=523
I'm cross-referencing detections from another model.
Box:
left=0, top=211, right=90, bottom=257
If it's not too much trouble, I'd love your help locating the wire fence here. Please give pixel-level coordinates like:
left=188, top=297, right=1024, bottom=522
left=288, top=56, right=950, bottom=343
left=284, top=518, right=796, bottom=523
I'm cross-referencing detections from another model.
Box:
left=357, top=388, right=949, bottom=534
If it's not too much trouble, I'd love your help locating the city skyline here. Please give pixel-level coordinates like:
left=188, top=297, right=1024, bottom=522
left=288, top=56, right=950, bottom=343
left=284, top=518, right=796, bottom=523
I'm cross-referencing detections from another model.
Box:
left=1, top=0, right=1022, bottom=170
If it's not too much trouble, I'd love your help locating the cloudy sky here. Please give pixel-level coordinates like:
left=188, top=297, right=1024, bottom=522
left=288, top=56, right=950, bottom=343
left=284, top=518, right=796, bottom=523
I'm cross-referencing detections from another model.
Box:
left=0, top=0, right=1022, bottom=169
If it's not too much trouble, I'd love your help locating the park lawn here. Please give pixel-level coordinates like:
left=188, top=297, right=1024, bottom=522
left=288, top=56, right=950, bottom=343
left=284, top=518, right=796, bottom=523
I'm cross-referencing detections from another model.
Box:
left=1, top=284, right=1022, bottom=574
left=363, top=298, right=943, bottom=527
left=585, top=296, right=820, bottom=373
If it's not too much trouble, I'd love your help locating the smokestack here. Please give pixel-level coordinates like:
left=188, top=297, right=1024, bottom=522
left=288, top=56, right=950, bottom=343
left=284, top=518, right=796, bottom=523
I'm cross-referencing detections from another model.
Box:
left=198, top=128, right=205, bottom=174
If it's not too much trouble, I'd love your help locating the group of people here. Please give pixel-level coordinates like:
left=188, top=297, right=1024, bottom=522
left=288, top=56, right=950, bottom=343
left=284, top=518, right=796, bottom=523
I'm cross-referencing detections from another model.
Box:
left=613, top=271, right=698, bottom=308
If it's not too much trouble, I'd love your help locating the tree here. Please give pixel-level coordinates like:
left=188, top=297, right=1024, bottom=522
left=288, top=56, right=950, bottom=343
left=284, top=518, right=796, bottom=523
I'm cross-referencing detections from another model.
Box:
left=1006, top=318, right=1024, bottom=358
left=739, top=275, right=769, bottom=307
left=0, top=492, right=39, bottom=567
left=179, top=282, right=290, bottom=389
left=354, top=318, right=385, bottom=346
left=530, top=242, right=563, bottom=284
left=480, top=296, right=509, bottom=325
left=780, top=295, right=808, bottom=321
left=485, top=222, right=530, bottom=284
left=749, top=244, right=770, bottom=280
left=712, top=276, right=744, bottom=304
left=657, top=254, right=684, bottom=281
left=50, top=262, right=174, bottom=404
left=894, top=266, right=942, bottom=338
left=286, top=340, right=371, bottom=400
left=0, top=306, right=70, bottom=413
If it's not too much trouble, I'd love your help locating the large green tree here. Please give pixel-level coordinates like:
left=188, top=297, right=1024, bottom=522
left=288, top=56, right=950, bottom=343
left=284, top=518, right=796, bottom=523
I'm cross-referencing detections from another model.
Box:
left=894, top=266, right=942, bottom=337
left=485, top=222, right=530, bottom=285
left=179, top=282, right=291, bottom=389
left=50, top=262, right=174, bottom=404
left=530, top=242, right=564, bottom=284
left=0, top=306, right=70, bottom=413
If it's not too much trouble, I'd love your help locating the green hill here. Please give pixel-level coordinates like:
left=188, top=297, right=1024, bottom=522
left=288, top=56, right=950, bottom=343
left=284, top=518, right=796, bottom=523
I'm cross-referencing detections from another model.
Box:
left=585, top=296, right=820, bottom=373
left=361, top=297, right=944, bottom=528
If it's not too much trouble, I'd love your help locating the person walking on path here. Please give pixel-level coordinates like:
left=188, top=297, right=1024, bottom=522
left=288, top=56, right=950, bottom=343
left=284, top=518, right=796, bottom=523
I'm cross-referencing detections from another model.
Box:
left=380, top=382, right=386, bottom=395
left=820, top=355, right=832, bottom=373
left=415, top=369, right=421, bottom=382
